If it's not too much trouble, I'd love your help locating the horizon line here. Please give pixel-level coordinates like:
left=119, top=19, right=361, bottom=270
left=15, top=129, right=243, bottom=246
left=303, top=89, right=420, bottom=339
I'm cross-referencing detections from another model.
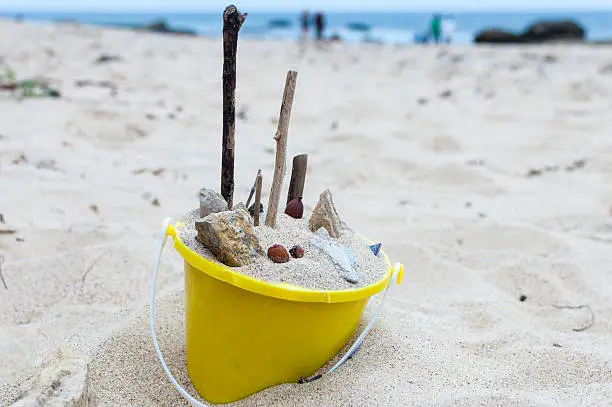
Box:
left=2, top=6, right=612, bottom=13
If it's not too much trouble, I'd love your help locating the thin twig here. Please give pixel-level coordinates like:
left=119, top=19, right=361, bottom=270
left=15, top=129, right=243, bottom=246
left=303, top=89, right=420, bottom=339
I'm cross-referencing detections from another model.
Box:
left=220, top=5, right=247, bottom=208
left=265, top=70, right=298, bottom=228
left=81, top=253, right=104, bottom=284
left=254, top=170, right=263, bottom=227
left=552, top=304, right=595, bottom=332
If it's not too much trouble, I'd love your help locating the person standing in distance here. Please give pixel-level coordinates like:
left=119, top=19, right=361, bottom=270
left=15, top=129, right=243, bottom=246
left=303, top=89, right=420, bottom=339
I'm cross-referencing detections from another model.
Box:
left=300, top=10, right=310, bottom=41
left=314, top=11, right=326, bottom=41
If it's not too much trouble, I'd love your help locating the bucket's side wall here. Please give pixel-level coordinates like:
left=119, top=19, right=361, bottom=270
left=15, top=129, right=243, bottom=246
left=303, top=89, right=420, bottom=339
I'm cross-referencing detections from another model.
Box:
left=184, top=261, right=367, bottom=404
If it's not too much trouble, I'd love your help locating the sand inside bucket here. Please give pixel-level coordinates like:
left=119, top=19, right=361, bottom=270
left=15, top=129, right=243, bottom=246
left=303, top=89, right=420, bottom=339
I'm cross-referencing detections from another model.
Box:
left=176, top=208, right=388, bottom=291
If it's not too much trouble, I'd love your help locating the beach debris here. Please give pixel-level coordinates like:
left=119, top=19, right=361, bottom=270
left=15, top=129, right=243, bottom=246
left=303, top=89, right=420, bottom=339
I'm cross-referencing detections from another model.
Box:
left=285, top=197, right=304, bottom=219
left=198, top=188, right=229, bottom=218
left=267, top=244, right=290, bottom=263
left=237, top=106, right=248, bottom=121
left=196, top=209, right=262, bottom=267
left=369, top=243, right=382, bottom=256
left=287, top=154, right=308, bottom=204
left=519, top=295, right=527, bottom=302
left=142, top=192, right=161, bottom=207
left=94, top=54, right=123, bottom=64
left=253, top=171, right=263, bottom=226
left=89, top=204, right=100, bottom=214
left=309, top=189, right=343, bottom=238
left=289, top=245, right=305, bottom=259
left=552, top=304, right=595, bottom=332
left=35, top=159, right=60, bottom=171
left=75, top=79, right=117, bottom=96
left=0, top=214, right=4, bottom=223
left=220, top=5, right=247, bottom=208
left=417, top=97, right=428, bottom=105
left=439, top=89, right=453, bottom=99
left=310, top=234, right=359, bottom=283
left=527, top=158, right=587, bottom=177
left=12, top=153, right=28, bottom=165
left=265, top=70, right=298, bottom=228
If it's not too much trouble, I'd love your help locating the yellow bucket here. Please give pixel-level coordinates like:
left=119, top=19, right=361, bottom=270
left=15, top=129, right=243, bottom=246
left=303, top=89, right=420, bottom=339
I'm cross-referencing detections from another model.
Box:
left=152, top=220, right=403, bottom=405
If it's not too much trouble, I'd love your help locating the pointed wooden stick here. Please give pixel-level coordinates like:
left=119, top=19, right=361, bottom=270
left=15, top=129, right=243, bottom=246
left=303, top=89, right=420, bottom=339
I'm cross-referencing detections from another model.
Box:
left=287, top=154, right=308, bottom=204
left=265, top=70, right=298, bottom=228
left=254, top=171, right=263, bottom=226
left=220, top=5, right=247, bottom=208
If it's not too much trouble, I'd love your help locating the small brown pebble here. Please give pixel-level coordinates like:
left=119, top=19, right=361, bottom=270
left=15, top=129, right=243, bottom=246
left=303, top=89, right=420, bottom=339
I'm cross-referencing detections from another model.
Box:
left=285, top=197, right=304, bottom=219
left=519, top=295, right=527, bottom=302
left=268, top=245, right=290, bottom=263
left=152, top=168, right=165, bottom=176
left=89, top=204, right=99, bottom=214
left=289, top=245, right=304, bottom=258
left=552, top=343, right=562, bottom=348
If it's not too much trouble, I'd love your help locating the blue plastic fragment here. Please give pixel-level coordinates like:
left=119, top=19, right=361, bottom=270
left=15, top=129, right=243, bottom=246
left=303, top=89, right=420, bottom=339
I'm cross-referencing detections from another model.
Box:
left=369, top=243, right=382, bottom=256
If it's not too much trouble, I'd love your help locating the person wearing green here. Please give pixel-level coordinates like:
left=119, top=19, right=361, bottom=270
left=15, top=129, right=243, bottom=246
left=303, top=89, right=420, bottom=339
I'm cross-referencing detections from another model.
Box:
left=429, top=13, right=442, bottom=44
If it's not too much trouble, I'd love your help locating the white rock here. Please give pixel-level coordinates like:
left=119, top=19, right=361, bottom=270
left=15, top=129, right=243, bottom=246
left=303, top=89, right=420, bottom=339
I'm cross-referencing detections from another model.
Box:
left=310, top=235, right=360, bottom=284
left=10, top=347, right=96, bottom=407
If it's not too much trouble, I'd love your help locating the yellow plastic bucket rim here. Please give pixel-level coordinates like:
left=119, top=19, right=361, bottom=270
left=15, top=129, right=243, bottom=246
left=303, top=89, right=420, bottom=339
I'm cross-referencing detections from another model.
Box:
left=167, top=221, right=394, bottom=303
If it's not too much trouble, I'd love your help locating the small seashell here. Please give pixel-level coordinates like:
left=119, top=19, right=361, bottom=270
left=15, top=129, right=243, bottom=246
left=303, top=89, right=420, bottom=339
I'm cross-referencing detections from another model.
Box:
left=267, top=244, right=290, bottom=263
left=289, top=245, right=304, bottom=258
left=285, top=197, right=304, bottom=219
left=369, top=243, right=382, bottom=256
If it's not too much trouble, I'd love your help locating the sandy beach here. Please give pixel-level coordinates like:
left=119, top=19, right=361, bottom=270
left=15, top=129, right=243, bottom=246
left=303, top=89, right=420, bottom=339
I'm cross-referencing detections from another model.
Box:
left=1, top=18, right=612, bottom=406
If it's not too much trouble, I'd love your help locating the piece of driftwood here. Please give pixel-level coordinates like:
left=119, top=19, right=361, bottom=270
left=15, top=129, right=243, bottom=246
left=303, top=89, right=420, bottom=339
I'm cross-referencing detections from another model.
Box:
left=220, top=5, right=247, bottom=208
left=287, top=154, right=308, bottom=204
left=265, top=70, right=298, bottom=228
left=254, top=170, right=263, bottom=226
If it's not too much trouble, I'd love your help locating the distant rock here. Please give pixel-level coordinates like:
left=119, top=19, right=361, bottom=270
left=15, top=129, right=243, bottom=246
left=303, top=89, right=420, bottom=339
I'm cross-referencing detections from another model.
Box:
left=347, top=22, right=371, bottom=32
left=521, top=20, right=585, bottom=43
left=474, top=29, right=523, bottom=44
left=268, top=19, right=292, bottom=29
left=139, top=19, right=197, bottom=36
left=474, top=20, right=585, bottom=44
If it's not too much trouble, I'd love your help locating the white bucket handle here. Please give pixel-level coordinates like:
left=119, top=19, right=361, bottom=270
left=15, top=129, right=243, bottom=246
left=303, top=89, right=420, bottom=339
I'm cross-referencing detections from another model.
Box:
left=150, top=217, right=403, bottom=406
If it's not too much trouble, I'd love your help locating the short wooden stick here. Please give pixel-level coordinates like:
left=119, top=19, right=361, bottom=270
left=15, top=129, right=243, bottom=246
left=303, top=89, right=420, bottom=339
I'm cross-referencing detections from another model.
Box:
left=254, top=170, right=263, bottom=226
left=287, top=154, right=308, bottom=204
left=220, top=5, right=247, bottom=208
left=265, top=70, right=298, bottom=228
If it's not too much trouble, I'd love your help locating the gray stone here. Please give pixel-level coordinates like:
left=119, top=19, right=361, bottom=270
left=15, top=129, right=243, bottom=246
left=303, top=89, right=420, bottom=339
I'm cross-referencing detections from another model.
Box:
left=195, top=209, right=262, bottom=267
left=309, top=189, right=343, bottom=238
left=198, top=188, right=228, bottom=218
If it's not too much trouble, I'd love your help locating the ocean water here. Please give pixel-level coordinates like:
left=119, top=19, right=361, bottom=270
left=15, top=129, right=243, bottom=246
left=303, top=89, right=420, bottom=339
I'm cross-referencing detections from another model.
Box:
left=4, top=10, right=612, bottom=45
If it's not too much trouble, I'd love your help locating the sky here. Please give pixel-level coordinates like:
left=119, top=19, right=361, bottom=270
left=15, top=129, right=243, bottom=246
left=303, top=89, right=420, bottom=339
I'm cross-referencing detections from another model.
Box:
left=1, top=0, right=612, bottom=11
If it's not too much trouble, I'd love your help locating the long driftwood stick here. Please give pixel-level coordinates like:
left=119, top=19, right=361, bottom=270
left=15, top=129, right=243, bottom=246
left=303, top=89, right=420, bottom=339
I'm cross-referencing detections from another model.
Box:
left=220, top=5, right=247, bottom=208
left=254, top=170, right=263, bottom=226
left=265, top=70, right=298, bottom=228
left=287, top=154, right=308, bottom=204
